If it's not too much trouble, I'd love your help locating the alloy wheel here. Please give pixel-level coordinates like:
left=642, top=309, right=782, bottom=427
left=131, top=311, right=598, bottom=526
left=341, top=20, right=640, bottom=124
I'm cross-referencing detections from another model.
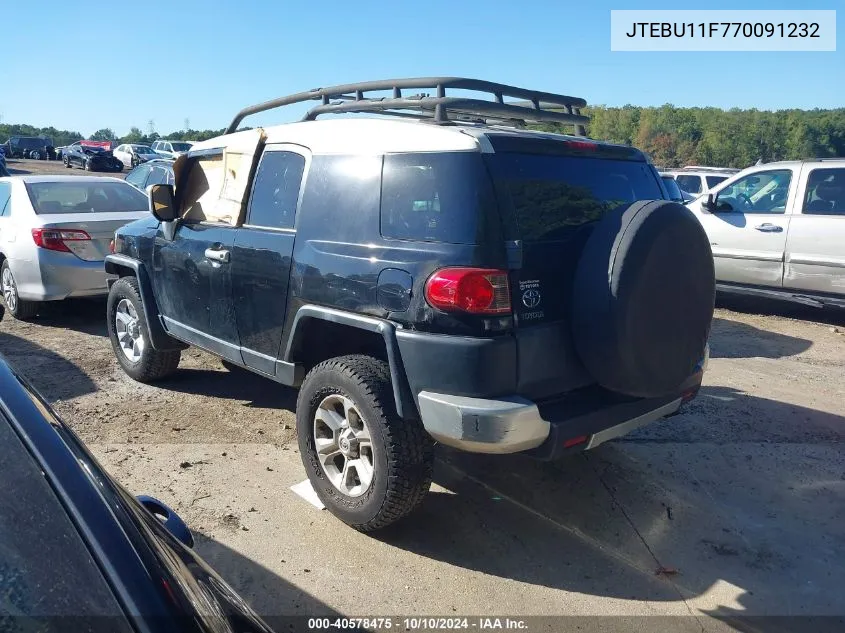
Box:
left=313, top=394, right=375, bottom=497
left=1, top=267, right=17, bottom=313
left=114, top=298, right=145, bottom=362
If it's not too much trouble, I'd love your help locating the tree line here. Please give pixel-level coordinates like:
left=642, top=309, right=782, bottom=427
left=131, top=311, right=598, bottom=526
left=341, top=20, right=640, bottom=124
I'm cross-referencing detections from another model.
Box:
left=3, top=105, right=844, bottom=168
left=580, top=105, right=845, bottom=168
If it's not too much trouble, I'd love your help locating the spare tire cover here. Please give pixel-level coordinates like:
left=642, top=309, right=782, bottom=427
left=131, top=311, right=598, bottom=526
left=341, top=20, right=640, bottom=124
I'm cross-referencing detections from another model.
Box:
left=571, top=200, right=715, bottom=398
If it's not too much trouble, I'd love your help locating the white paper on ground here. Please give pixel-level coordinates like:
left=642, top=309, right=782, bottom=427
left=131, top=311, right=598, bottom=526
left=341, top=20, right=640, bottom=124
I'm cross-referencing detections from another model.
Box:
left=290, top=479, right=325, bottom=510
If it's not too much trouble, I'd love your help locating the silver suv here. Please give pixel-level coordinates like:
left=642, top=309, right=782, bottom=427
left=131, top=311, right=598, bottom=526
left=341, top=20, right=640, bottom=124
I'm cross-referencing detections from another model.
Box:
left=150, top=140, right=194, bottom=159
left=687, top=159, right=845, bottom=308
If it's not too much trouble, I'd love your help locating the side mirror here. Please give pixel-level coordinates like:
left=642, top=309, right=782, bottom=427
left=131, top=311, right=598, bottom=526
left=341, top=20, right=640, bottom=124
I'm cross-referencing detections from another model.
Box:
left=147, top=184, right=177, bottom=222
left=701, top=193, right=716, bottom=212
left=136, top=495, right=194, bottom=548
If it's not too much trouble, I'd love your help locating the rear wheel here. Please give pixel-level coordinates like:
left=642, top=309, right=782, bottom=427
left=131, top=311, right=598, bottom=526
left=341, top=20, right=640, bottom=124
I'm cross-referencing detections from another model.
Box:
left=1, top=260, right=39, bottom=320
left=84, top=160, right=91, bottom=171
left=107, top=276, right=180, bottom=382
left=30, top=150, right=41, bottom=160
left=296, top=355, right=434, bottom=532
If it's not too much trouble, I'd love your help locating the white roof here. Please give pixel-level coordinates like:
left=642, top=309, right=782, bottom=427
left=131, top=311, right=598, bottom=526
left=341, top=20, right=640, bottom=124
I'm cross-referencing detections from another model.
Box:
left=190, top=118, right=482, bottom=155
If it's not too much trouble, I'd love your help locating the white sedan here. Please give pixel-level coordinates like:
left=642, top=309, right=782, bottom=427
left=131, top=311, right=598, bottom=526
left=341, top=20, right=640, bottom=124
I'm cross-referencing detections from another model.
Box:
left=0, top=176, right=149, bottom=320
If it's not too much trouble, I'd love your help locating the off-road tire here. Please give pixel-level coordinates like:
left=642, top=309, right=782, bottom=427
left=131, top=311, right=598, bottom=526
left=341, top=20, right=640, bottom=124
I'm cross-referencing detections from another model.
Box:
left=296, top=354, right=434, bottom=532
left=1, top=260, right=39, bottom=320
left=107, top=276, right=180, bottom=382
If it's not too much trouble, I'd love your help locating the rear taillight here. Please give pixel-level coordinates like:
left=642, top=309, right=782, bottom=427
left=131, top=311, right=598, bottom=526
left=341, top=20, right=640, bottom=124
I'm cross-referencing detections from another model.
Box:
left=425, top=268, right=511, bottom=314
left=109, top=238, right=115, bottom=254
left=31, top=228, right=91, bottom=253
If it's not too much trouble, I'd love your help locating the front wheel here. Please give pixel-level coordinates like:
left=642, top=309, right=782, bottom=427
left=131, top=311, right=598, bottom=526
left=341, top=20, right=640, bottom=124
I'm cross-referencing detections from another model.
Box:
left=84, top=160, right=91, bottom=171
left=63, top=156, right=71, bottom=168
left=1, top=260, right=39, bottom=320
left=296, top=355, right=434, bottom=532
left=107, top=276, right=180, bottom=382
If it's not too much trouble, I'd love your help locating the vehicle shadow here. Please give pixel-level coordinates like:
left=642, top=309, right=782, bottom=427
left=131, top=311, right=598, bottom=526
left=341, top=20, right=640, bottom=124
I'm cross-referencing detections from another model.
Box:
left=193, top=532, right=341, bottom=620
left=717, top=294, right=845, bottom=328
left=0, top=331, right=98, bottom=399
left=163, top=364, right=298, bottom=411
left=36, top=298, right=109, bottom=337
left=708, top=316, right=812, bottom=359
left=5, top=159, right=32, bottom=175
left=377, top=387, right=845, bottom=625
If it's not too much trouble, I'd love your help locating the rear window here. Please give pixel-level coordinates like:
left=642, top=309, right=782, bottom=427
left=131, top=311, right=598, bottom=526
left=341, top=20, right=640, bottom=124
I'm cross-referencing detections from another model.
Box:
left=675, top=174, right=702, bottom=194
left=661, top=176, right=685, bottom=202
left=487, top=154, right=663, bottom=242
left=25, top=181, right=148, bottom=214
left=380, top=152, right=494, bottom=244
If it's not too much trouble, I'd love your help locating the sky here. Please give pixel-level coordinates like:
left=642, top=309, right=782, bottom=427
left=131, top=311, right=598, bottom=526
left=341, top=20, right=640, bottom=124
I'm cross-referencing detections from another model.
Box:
left=2, top=0, right=842, bottom=137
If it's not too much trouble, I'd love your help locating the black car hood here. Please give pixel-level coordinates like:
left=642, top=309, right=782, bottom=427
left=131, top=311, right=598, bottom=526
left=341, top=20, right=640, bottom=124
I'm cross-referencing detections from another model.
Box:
left=0, top=356, right=274, bottom=633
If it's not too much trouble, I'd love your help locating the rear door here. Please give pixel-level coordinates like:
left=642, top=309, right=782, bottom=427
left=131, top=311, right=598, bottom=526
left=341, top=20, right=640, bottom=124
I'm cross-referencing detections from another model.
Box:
left=783, top=165, right=845, bottom=296
left=692, top=168, right=796, bottom=288
left=231, top=145, right=307, bottom=375
left=485, top=144, right=665, bottom=400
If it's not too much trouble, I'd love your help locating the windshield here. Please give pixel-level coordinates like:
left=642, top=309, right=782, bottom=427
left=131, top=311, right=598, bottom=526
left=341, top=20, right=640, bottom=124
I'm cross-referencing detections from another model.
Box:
left=134, top=146, right=155, bottom=154
left=170, top=142, right=192, bottom=152
left=0, top=416, right=129, bottom=624
left=662, top=176, right=685, bottom=202
left=487, top=154, right=663, bottom=242
left=25, top=181, right=149, bottom=214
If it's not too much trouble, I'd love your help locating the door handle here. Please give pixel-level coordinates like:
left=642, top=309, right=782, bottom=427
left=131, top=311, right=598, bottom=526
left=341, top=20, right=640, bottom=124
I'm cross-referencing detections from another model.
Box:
left=754, top=223, right=783, bottom=233
left=204, top=248, right=230, bottom=263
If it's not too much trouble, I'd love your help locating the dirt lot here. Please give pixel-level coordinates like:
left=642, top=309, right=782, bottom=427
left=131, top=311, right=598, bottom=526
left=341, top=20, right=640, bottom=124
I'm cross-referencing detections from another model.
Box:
left=5, top=156, right=127, bottom=178
left=2, top=160, right=844, bottom=629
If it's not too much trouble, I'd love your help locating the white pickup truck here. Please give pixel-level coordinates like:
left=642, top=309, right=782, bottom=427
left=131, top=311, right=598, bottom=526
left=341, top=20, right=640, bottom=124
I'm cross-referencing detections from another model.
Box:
left=687, top=159, right=845, bottom=308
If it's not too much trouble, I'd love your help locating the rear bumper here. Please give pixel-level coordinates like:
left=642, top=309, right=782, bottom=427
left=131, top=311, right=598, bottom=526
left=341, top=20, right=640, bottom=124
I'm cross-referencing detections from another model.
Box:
left=14, top=252, right=110, bottom=301
left=417, top=346, right=707, bottom=458
left=418, top=389, right=684, bottom=457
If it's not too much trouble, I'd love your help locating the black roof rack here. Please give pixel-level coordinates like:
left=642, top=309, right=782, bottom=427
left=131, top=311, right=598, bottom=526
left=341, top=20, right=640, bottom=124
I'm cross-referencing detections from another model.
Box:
left=225, top=77, right=589, bottom=135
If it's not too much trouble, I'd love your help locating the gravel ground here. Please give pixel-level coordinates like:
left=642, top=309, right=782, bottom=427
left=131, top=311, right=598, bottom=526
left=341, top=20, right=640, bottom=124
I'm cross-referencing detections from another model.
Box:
left=1, top=255, right=844, bottom=628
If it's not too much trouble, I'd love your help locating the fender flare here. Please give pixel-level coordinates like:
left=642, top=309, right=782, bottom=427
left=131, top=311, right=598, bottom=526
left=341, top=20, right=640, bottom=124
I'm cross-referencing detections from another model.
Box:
left=104, top=254, right=186, bottom=351
left=283, top=305, right=418, bottom=420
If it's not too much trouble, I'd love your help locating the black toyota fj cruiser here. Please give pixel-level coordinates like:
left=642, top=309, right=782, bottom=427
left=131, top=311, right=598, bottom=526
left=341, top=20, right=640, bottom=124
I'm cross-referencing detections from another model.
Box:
left=104, top=78, right=714, bottom=531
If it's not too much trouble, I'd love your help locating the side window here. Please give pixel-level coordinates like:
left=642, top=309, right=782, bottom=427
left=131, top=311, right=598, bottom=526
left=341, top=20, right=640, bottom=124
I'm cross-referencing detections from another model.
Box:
left=803, top=168, right=845, bottom=216
left=247, top=151, right=306, bottom=230
left=180, top=154, right=226, bottom=223
left=0, top=182, right=10, bottom=217
left=675, top=174, right=702, bottom=194
left=164, top=143, right=172, bottom=152
left=716, top=170, right=792, bottom=214
left=706, top=175, right=728, bottom=189
left=125, top=164, right=151, bottom=189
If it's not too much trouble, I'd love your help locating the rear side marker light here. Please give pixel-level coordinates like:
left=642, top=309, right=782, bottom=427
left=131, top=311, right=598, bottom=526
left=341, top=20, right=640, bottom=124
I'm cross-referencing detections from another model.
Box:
left=31, top=228, right=92, bottom=253
left=563, top=435, right=589, bottom=449
left=425, top=267, right=511, bottom=315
